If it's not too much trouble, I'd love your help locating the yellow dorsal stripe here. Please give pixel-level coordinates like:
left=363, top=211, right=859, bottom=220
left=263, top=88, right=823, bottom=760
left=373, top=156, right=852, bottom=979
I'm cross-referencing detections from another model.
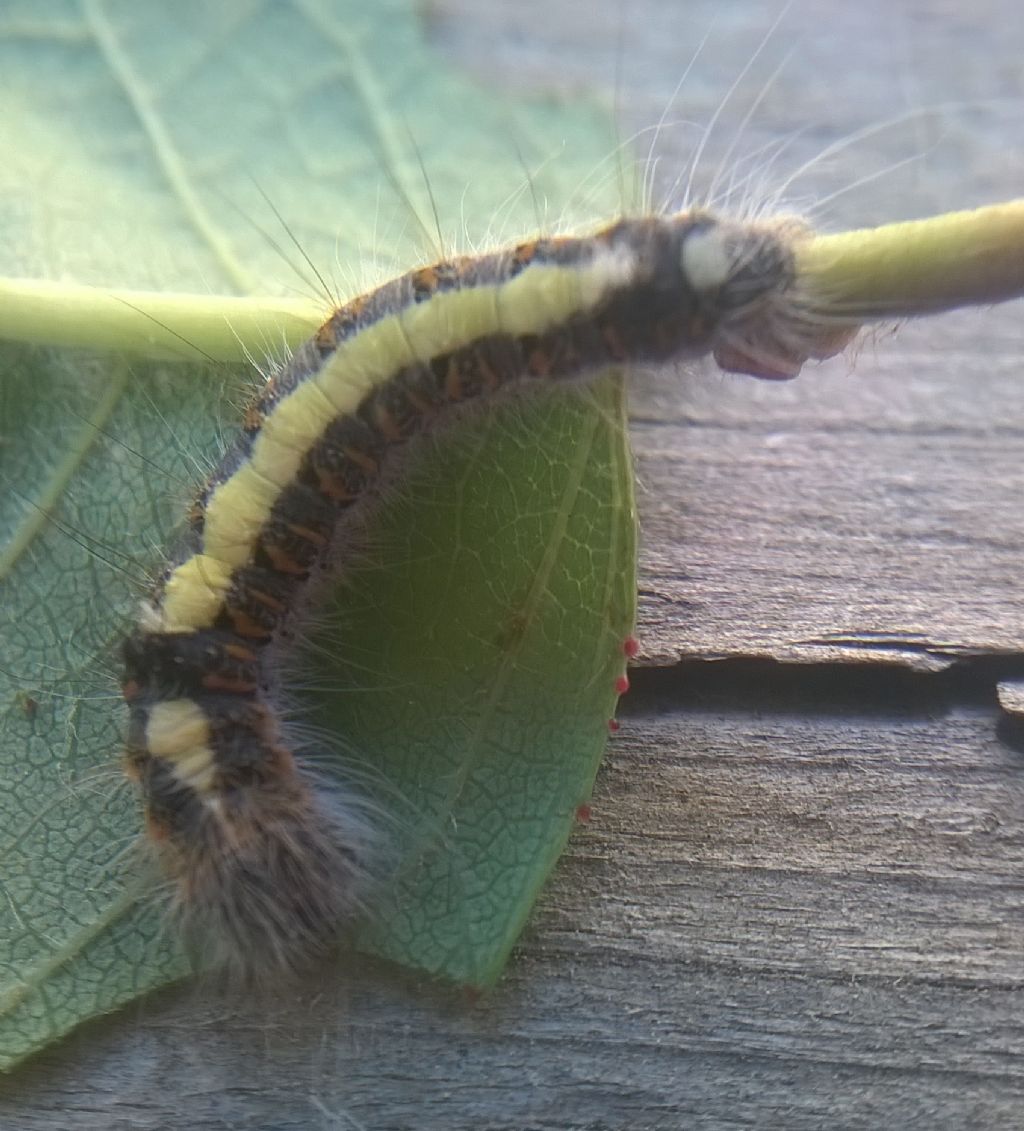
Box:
left=158, top=249, right=637, bottom=631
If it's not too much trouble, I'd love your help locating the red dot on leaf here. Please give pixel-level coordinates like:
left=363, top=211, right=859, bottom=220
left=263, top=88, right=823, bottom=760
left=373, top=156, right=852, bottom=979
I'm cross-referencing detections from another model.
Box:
left=614, top=674, right=630, bottom=695
left=623, top=635, right=640, bottom=658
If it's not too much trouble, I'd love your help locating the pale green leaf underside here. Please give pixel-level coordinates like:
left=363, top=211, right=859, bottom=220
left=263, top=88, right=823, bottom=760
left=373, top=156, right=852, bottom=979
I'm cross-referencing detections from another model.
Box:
left=0, top=0, right=635, bottom=1069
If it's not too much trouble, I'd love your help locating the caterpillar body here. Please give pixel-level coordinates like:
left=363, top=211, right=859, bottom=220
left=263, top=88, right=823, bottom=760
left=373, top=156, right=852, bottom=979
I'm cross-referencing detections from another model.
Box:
left=120, top=209, right=850, bottom=978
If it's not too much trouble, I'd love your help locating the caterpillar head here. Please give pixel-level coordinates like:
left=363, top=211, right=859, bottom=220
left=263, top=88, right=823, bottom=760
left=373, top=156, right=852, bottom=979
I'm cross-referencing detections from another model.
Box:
left=681, top=215, right=859, bottom=379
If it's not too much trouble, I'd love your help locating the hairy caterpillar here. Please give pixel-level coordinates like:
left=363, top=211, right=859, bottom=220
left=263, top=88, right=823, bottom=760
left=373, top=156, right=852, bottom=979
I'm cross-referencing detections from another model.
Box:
left=120, top=209, right=855, bottom=979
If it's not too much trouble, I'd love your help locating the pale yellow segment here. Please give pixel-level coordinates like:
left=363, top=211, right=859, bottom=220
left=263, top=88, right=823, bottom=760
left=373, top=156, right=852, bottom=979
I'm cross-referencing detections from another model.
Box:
left=497, top=262, right=588, bottom=336
left=400, top=285, right=502, bottom=359
left=145, top=701, right=218, bottom=793
left=198, top=383, right=335, bottom=570
left=246, top=429, right=305, bottom=493
left=575, top=246, right=639, bottom=308
left=201, top=462, right=284, bottom=567
left=146, top=698, right=209, bottom=754
left=160, top=555, right=235, bottom=631
left=255, top=385, right=338, bottom=484
left=314, top=360, right=376, bottom=414
left=171, top=749, right=219, bottom=794
left=496, top=249, right=638, bottom=336
left=316, top=315, right=418, bottom=410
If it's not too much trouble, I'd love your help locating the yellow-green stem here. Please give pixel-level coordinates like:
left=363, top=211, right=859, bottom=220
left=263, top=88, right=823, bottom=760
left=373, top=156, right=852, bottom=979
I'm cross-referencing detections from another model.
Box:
left=0, top=278, right=322, bottom=363
left=796, top=199, right=1024, bottom=320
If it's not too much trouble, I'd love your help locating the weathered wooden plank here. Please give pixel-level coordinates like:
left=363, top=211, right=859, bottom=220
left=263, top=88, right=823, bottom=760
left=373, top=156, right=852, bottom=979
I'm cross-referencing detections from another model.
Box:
left=4, top=696, right=1022, bottom=1129
left=631, top=329, right=1024, bottom=669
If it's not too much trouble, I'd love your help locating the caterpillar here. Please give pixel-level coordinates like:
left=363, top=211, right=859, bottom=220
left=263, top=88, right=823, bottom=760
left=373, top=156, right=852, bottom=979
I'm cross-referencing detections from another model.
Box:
left=119, top=208, right=854, bottom=979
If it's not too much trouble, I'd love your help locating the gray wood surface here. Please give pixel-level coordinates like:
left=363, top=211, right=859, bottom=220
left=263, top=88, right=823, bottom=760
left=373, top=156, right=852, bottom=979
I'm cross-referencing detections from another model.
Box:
left=4, top=1, right=1024, bottom=1128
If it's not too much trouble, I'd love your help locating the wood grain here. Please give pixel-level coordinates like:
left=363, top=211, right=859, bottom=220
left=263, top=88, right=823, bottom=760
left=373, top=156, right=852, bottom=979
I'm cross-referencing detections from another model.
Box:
left=3, top=1, right=1023, bottom=1128
left=6, top=694, right=1023, bottom=1129
left=630, top=327, right=1024, bottom=671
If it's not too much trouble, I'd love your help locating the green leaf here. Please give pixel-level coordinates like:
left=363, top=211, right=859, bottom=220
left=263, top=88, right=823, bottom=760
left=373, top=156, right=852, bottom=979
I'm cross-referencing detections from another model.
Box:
left=327, top=377, right=636, bottom=983
left=0, top=0, right=634, bottom=1068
